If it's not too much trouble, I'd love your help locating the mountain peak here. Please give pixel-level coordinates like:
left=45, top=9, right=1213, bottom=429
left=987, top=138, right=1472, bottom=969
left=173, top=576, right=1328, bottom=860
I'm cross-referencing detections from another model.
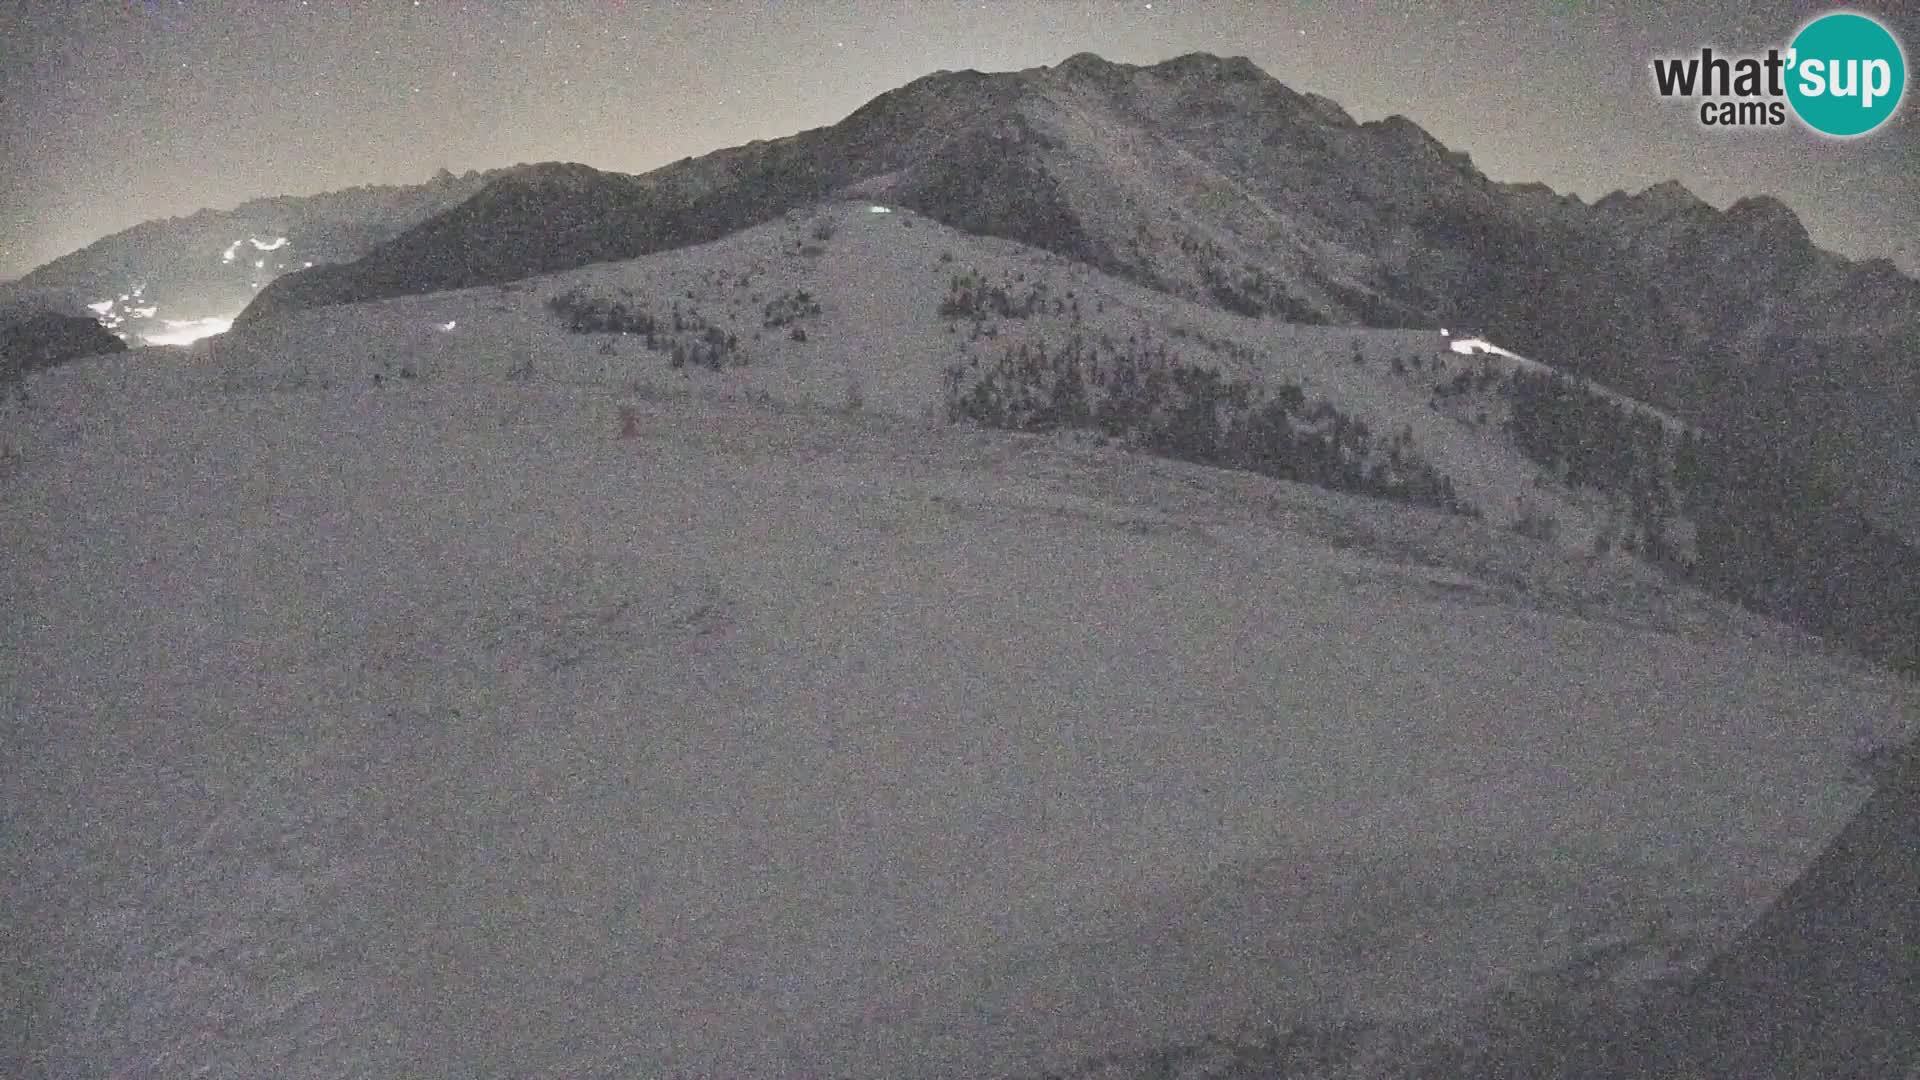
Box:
left=1363, top=114, right=1470, bottom=169
left=1591, top=180, right=1713, bottom=220
left=1056, top=51, right=1118, bottom=72
left=1640, top=179, right=1712, bottom=213
left=1296, top=90, right=1357, bottom=127
left=1046, top=50, right=1270, bottom=87
left=1724, top=193, right=1797, bottom=222
left=494, top=161, right=610, bottom=186
left=1150, top=51, right=1267, bottom=82
left=1500, top=180, right=1586, bottom=209
left=1723, top=194, right=1811, bottom=251
left=1045, top=51, right=1135, bottom=91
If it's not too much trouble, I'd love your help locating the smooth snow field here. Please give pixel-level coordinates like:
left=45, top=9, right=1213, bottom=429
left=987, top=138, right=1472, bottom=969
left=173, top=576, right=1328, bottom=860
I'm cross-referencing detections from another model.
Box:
left=5, top=361, right=1914, bottom=1078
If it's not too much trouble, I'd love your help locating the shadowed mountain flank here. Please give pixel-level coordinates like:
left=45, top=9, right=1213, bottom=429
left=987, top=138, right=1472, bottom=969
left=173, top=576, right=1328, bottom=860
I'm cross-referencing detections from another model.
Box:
left=1427, top=740, right=1920, bottom=1079
left=1588, top=745, right=1920, bottom=1078
left=1, top=307, right=127, bottom=378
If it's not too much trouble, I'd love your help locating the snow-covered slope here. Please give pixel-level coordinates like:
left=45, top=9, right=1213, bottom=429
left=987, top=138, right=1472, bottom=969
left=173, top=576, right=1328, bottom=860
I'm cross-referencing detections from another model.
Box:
left=199, top=201, right=1684, bottom=559
left=5, top=207, right=1915, bottom=1077
left=171, top=202, right=1920, bottom=676
left=224, top=54, right=1920, bottom=545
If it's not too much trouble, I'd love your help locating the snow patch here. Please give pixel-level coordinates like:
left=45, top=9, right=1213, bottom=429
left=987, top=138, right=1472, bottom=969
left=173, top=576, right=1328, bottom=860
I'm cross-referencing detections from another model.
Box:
left=1448, top=336, right=1523, bottom=360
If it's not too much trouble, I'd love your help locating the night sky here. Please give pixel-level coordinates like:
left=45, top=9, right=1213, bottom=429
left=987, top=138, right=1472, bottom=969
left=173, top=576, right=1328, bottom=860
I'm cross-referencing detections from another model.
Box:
left=2, top=0, right=1914, bottom=282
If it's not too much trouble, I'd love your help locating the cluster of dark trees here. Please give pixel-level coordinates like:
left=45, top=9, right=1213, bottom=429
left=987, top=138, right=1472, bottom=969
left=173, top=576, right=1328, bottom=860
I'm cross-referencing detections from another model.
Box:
left=943, top=335, right=1475, bottom=516
left=1175, top=233, right=1320, bottom=320
left=1491, top=364, right=1920, bottom=675
left=1676, top=429, right=1920, bottom=675
left=545, top=288, right=739, bottom=371
left=546, top=288, right=657, bottom=335
left=1499, top=368, right=1680, bottom=560
left=937, top=270, right=1056, bottom=321
left=1197, top=260, right=1323, bottom=323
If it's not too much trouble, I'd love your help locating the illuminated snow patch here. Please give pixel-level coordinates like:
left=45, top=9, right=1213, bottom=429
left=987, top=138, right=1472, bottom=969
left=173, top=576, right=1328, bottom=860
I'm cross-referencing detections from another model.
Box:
left=141, top=316, right=232, bottom=347
left=302, top=261, right=313, bottom=268
left=223, top=236, right=286, bottom=263
left=868, top=205, right=892, bottom=214
left=437, top=320, right=457, bottom=331
left=131, top=305, right=158, bottom=318
left=87, top=300, right=114, bottom=315
left=1448, top=336, right=1523, bottom=360
left=254, top=259, right=265, bottom=269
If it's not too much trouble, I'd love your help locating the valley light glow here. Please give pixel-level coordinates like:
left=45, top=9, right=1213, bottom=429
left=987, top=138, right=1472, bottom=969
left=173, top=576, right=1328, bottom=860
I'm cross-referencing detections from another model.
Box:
left=141, top=316, right=233, bottom=346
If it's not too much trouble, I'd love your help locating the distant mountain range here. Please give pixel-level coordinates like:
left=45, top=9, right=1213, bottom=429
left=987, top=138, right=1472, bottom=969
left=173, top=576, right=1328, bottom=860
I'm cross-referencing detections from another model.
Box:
left=223, top=51, right=1916, bottom=536
left=0, top=168, right=507, bottom=343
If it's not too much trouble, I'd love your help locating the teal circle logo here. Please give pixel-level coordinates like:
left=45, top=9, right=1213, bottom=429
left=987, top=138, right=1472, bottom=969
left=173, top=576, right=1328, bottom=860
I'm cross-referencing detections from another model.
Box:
left=1786, top=11, right=1906, bottom=137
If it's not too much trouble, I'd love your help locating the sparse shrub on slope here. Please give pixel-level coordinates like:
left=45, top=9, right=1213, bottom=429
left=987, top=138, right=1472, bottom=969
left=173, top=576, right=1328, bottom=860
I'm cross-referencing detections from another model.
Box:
left=1510, top=500, right=1561, bottom=543
left=762, top=289, right=821, bottom=328
left=942, top=335, right=1476, bottom=517
left=1431, top=361, right=1503, bottom=400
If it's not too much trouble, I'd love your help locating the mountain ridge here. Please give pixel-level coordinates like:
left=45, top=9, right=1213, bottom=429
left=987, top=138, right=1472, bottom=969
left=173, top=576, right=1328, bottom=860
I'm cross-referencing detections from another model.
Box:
left=234, top=50, right=1915, bottom=336
left=0, top=167, right=512, bottom=341
left=19, top=50, right=1920, bottom=533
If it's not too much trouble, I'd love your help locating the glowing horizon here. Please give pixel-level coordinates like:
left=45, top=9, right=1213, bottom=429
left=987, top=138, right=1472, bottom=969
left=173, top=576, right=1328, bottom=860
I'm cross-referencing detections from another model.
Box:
left=140, top=315, right=234, bottom=347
